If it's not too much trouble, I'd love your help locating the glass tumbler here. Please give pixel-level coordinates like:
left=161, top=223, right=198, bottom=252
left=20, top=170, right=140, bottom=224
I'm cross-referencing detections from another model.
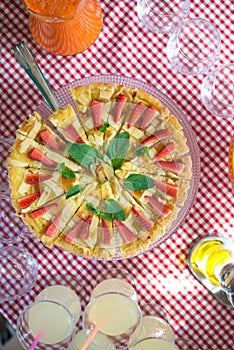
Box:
left=167, top=18, right=220, bottom=75
left=201, top=64, right=234, bottom=118
left=128, top=315, right=178, bottom=350
left=137, top=0, right=190, bottom=34
left=0, top=246, right=38, bottom=302
left=91, top=268, right=138, bottom=301
left=83, top=292, right=142, bottom=349
left=17, top=300, right=76, bottom=349
left=35, top=284, right=81, bottom=323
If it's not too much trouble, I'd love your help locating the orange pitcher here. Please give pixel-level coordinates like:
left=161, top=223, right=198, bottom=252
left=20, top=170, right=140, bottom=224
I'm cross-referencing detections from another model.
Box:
left=22, top=0, right=103, bottom=55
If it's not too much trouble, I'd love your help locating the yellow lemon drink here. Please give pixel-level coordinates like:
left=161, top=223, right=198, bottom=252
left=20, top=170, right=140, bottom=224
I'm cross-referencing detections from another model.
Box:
left=85, top=293, right=141, bottom=337
left=133, top=338, right=179, bottom=350
left=28, top=301, right=75, bottom=344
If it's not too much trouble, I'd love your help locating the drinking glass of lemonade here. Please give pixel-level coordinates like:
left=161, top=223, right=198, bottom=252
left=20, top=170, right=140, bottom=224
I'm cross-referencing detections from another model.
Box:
left=17, top=300, right=76, bottom=349
left=91, top=269, right=138, bottom=302
left=128, top=315, right=179, bottom=350
left=83, top=292, right=142, bottom=349
left=35, top=284, right=81, bottom=323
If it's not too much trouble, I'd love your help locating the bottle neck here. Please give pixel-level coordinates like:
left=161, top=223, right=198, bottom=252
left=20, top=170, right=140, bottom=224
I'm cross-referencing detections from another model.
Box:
left=220, top=264, right=234, bottom=307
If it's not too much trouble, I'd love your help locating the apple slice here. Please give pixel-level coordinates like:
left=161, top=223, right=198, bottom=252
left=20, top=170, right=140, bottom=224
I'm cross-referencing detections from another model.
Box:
left=114, top=94, right=128, bottom=122
left=64, top=219, right=85, bottom=244
left=18, top=192, right=41, bottom=209
left=25, top=173, right=53, bottom=184
left=115, top=219, right=136, bottom=244
left=132, top=207, right=154, bottom=231
left=128, top=102, right=146, bottom=128
left=40, top=130, right=61, bottom=151
left=141, top=128, right=171, bottom=146
left=145, top=196, right=171, bottom=218
left=154, top=142, right=176, bottom=159
left=44, top=211, right=62, bottom=237
left=29, top=148, right=57, bottom=167
left=91, top=100, right=103, bottom=128
left=140, top=106, right=159, bottom=129
left=155, top=161, right=185, bottom=175
left=30, top=203, right=58, bottom=219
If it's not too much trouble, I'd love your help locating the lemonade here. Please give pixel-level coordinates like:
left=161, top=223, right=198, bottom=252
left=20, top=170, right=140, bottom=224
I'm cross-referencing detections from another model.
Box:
left=86, top=293, right=141, bottom=336
left=28, top=301, right=75, bottom=344
left=133, top=338, right=178, bottom=350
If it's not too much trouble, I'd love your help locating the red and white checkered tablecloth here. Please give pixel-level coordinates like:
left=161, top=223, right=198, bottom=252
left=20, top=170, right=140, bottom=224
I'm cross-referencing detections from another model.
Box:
left=1, top=0, right=234, bottom=349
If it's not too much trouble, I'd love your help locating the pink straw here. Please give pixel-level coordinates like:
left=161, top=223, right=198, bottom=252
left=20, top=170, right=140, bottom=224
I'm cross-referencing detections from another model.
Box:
left=28, top=331, right=44, bottom=350
left=79, top=320, right=104, bottom=350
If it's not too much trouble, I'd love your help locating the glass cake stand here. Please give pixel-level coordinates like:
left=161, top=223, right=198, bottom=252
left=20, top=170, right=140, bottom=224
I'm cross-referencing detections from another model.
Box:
left=34, top=74, right=200, bottom=259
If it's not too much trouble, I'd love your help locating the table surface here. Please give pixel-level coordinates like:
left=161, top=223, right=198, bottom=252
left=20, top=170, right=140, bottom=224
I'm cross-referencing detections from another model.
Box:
left=1, top=0, right=234, bottom=349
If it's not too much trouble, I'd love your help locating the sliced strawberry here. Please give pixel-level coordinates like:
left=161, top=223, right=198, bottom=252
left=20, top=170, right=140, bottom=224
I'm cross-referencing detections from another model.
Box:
left=64, top=125, right=85, bottom=143
left=44, top=211, right=62, bottom=237
left=92, top=100, right=103, bottom=128
left=141, top=128, right=171, bottom=146
left=132, top=207, right=154, bottom=231
left=26, top=173, right=53, bottom=184
left=114, top=94, right=128, bottom=123
left=153, top=180, right=179, bottom=197
left=79, top=216, right=92, bottom=240
left=40, top=130, right=61, bottom=151
left=145, top=196, right=172, bottom=218
left=101, top=219, right=111, bottom=245
left=114, top=219, right=136, bottom=244
left=128, top=102, right=146, bottom=128
left=64, top=219, right=85, bottom=244
left=18, top=192, right=41, bottom=210
left=76, top=137, right=85, bottom=144
left=29, top=148, right=57, bottom=168
left=30, top=203, right=58, bottom=219
left=140, top=106, right=159, bottom=129
left=154, top=142, right=176, bottom=159
left=155, top=161, right=185, bottom=175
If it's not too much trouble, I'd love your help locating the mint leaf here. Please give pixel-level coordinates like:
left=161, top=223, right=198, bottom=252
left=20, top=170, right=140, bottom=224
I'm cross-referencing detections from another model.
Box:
left=66, top=184, right=84, bottom=199
left=68, top=143, right=102, bottom=169
left=106, top=132, right=130, bottom=170
left=99, top=212, right=113, bottom=221
left=86, top=203, right=97, bottom=213
left=132, top=146, right=150, bottom=158
left=123, top=174, right=155, bottom=191
left=100, top=122, right=110, bottom=133
left=86, top=203, right=113, bottom=221
left=59, top=163, right=76, bottom=179
left=104, top=199, right=126, bottom=221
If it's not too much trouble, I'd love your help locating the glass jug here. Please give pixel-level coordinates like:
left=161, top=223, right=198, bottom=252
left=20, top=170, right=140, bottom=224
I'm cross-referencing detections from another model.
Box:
left=22, top=0, right=103, bottom=55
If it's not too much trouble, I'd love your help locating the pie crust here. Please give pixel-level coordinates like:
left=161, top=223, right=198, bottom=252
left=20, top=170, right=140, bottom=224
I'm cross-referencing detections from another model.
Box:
left=7, top=82, right=192, bottom=259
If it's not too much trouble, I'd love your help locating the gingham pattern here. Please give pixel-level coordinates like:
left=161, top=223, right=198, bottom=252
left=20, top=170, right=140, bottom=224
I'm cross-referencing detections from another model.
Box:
left=1, top=0, right=234, bottom=349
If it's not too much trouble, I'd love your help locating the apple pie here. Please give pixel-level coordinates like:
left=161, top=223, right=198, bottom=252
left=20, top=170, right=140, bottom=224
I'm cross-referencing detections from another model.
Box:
left=7, top=82, right=192, bottom=259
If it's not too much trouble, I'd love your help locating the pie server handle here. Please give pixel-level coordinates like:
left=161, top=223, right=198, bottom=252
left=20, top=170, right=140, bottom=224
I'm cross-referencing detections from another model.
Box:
left=12, top=41, right=60, bottom=112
